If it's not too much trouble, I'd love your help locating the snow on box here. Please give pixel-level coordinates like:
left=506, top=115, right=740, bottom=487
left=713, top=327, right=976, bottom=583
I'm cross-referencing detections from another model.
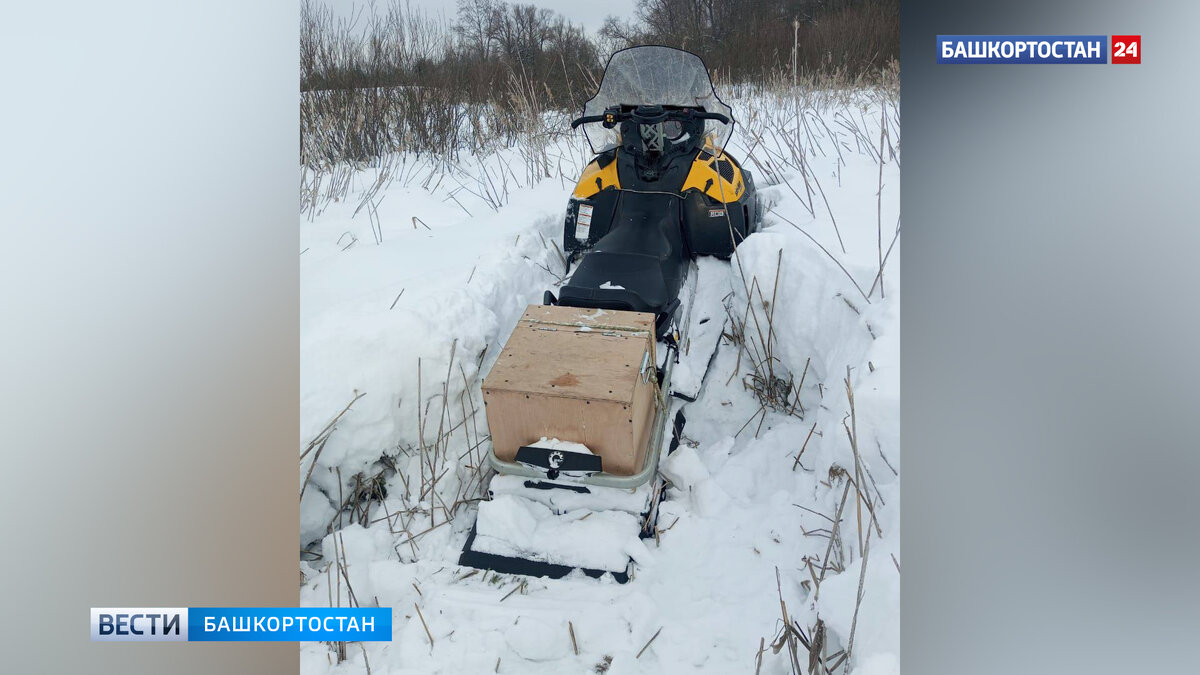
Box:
left=527, top=437, right=593, bottom=455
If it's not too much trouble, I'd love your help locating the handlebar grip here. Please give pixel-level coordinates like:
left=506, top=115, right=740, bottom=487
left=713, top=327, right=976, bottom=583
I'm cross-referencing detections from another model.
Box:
left=695, top=111, right=731, bottom=124
left=570, top=115, right=607, bottom=129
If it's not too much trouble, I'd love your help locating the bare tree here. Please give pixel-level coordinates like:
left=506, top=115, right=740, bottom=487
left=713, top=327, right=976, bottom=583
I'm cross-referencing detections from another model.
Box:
left=455, top=0, right=499, bottom=59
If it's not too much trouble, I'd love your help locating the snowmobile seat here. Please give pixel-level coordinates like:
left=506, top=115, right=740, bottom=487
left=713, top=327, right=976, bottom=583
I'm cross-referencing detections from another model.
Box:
left=558, top=191, right=687, bottom=333
left=559, top=251, right=669, bottom=315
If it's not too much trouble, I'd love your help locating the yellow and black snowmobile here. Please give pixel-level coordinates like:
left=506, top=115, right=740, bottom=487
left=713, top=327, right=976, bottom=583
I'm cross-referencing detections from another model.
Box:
left=460, top=46, right=760, bottom=582
left=557, top=45, right=760, bottom=338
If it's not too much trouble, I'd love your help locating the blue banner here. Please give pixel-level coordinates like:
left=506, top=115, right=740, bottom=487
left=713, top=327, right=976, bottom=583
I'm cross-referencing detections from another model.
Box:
left=937, top=35, right=1107, bottom=64
left=187, top=607, right=391, bottom=642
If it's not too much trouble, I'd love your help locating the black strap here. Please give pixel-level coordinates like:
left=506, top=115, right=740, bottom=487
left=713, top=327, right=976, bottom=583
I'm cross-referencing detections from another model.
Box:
left=515, top=445, right=602, bottom=480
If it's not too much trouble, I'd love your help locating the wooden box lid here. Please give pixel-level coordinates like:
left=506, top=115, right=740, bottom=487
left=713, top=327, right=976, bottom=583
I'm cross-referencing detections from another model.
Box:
left=483, top=305, right=656, bottom=404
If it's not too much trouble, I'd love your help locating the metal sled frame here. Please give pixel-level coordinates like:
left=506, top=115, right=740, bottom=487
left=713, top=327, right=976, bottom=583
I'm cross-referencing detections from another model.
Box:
left=460, top=406, right=685, bottom=584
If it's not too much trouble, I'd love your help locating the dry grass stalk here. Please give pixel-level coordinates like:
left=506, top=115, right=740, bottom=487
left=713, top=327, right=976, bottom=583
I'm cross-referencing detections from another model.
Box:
left=414, top=602, right=434, bottom=649
left=843, top=368, right=883, bottom=544
left=359, top=643, right=373, bottom=674
left=792, top=421, right=818, bottom=470
left=302, top=390, right=366, bottom=462
left=323, top=532, right=361, bottom=663
left=301, top=390, right=367, bottom=504
left=875, top=105, right=888, bottom=298
left=636, top=627, right=663, bottom=659
left=500, top=579, right=527, bottom=602
left=843, top=527, right=872, bottom=673
left=814, top=481, right=851, bottom=603
left=868, top=219, right=901, bottom=299
left=776, top=567, right=803, bottom=675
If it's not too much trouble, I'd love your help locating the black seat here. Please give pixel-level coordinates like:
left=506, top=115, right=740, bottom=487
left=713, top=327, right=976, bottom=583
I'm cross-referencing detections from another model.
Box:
left=559, top=252, right=669, bottom=313
left=558, top=191, right=687, bottom=335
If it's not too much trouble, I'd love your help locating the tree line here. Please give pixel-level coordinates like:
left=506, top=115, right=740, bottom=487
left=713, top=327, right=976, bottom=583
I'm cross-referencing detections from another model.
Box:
left=301, top=0, right=898, bottom=106
left=602, top=0, right=899, bottom=83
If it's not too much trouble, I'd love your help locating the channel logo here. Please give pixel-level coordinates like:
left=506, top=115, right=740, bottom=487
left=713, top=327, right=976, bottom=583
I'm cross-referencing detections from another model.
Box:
left=91, top=607, right=392, bottom=642
left=937, top=35, right=1139, bottom=64
left=91, top=608, right=188, bottom=642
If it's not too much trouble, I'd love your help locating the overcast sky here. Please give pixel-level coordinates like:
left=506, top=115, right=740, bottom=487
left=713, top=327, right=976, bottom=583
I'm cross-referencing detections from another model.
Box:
left=319, top=0, right=640, bottom=35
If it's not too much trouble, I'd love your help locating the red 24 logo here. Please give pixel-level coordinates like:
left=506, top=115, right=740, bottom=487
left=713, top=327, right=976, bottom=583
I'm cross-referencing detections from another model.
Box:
left=1112, top=35, right=1141, bottom=64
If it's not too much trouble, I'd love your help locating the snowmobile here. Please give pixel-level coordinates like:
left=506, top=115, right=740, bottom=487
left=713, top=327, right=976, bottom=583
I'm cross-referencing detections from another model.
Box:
left=459, top=46, right=760, bottom=582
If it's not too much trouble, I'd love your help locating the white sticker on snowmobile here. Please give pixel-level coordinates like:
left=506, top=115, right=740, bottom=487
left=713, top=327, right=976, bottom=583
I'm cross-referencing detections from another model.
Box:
left=708, top=208, right=726, bottom=218
left=575, top=203, right=594, bottom=241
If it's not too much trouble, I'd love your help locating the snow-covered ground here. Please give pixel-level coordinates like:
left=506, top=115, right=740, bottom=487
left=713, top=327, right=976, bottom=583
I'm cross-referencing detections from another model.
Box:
left=300, top=88, right=899, bottom=674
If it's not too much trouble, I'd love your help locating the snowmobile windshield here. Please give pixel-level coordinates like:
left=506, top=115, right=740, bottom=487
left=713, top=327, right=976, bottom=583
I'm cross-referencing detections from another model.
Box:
left=582, top=46, right=734, bottom=154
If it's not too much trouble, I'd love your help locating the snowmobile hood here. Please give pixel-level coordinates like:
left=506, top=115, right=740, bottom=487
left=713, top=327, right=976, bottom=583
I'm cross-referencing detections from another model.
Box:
left=582, top=46, right=734, bottom=153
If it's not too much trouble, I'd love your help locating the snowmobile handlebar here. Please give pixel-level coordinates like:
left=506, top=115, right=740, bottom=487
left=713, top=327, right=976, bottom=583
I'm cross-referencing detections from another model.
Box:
left=570, top=108, right=730, bottom=130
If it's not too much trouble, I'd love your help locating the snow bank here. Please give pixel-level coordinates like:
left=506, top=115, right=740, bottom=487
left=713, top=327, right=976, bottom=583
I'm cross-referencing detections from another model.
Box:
left=300, top=175, right=571, bottom=546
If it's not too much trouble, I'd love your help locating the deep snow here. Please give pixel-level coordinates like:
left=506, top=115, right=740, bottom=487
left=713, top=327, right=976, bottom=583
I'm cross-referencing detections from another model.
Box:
left=300, top=88, right=899, bottom=674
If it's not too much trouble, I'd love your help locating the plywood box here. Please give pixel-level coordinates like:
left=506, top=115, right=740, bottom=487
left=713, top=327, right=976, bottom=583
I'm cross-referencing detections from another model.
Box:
left=483, top=304, right=658, bottom=476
